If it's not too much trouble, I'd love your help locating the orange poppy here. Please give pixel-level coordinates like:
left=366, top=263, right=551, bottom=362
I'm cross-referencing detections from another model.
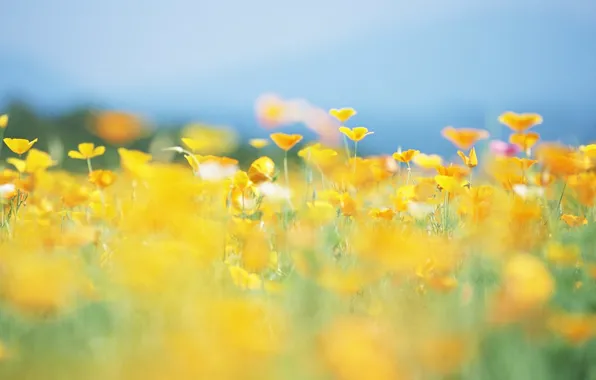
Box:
left=441, top=127, right=489, bottom=150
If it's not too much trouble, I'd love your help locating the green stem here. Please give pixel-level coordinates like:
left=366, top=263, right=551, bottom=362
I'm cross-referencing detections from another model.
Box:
left=283, top=151, right=289, bottom=188
left=353, top=142, right=358, bottom=174
left=555, top=181, right=567, bottom=215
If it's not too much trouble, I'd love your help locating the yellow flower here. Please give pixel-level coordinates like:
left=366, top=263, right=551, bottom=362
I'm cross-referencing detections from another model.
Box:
left=68, top=143, right=106, bottom=160
left=248, top=156, right=276, bottom=184
left=8, top=149, right=55, bottom=174
left=412, top=153, right=443, bottom=169
left=270, top=133, right=303, bottom=151
left=509, top=132, right=540, bottom=152
left=0, top=114, right=8, bottom=129
left=441, top=127, right=489, bottom=150
left=580, top=144, right=596, bottom=157
left=338, top=126, right=373, bottom=142
left=457, top=147, right=478, bottom=168
left=435, top=175, right=464, bottom=193
left=503, top=253, right=554, bottom=310
left=248, top=138, right=269, bottom=149
left=546, top=242, right=580, bottom=267
left=89, top=170, right=117, bottom=188
left=561, top=214, right=588, bottom=227
left=498, top=111, right=543, bottom=132
left=4, top=138, right=38, bottom=155
left=369, top=207, right=395, bottom=220
left=118, top=148, right=152, bottom=178
left=392, top=149, right=419, bottom=164
left=329, top=107, right=357, bottom=123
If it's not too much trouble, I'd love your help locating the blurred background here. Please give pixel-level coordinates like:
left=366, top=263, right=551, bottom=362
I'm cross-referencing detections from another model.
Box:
left=1, top=0, right=596, bottom=162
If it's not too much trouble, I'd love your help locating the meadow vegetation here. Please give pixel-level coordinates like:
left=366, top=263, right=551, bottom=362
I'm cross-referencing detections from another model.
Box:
left=0, top=100, right=595, bottom=379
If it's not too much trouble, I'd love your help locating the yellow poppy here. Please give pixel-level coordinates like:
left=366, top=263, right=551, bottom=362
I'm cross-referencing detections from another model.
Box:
left=270, top=133, right=303, bottom=151
left=68, top=143, right=106, bottom=160
left=329, top=107, right=357, bottom=123
left=89, top=170, right=117, bottom=188
left=338, top=126, right=373, bottom=142
left=499, top=111, right=543, bottom=132
left=248, top=138, right=269, bottom=149
left=457, top=147, right=478, bottom=168
left=441, top=127, right=489, bottom=150
left=393, top=149, right=419, bottom=164
left=4, top=138, right=38, bottom=155
left=0, top=114, right=8, bottom=129
left=412, top=153, right=443, bottom=169
left=248, top=156, right=276, bottom=184
left=509, top=132, right=540, bottom=152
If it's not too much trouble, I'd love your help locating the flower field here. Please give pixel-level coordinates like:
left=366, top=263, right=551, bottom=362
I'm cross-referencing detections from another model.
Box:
left=0, top=106, right=595, bottom=380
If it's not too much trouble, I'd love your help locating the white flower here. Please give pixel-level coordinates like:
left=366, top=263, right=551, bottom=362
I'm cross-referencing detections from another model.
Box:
left=512, top=184, right=544, bottom=199
left=257, top=182, right=291, bottom=200
left=407, top=201, right=435, bottom=219
left=0, top=183, right=15, bottom=198
left=198, top=162, right=238, bottom=181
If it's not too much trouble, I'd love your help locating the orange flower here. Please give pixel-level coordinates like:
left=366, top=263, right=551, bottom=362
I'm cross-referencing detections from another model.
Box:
left=368, top=207, right=395, bottom=221
left=89, top=170, right=117, bottom=188
left=561, top=214, right=588, bottom=227
left=457, top=147, right=478, bottom=168
left=270, top=133, right=303, bottom=151
left=499, top=112, right=543, bottom=132
left=535, top=143, right=584, bottom=177
left=92, top=111, right=146, bottom=145
left=509, top=132, right=540, bottom=153
left=393, top=149, right=419, bottom=164
left=441, top=127, right=489, bottom=150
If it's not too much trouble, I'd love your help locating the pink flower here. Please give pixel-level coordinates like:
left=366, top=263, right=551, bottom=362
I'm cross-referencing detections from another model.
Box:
left=489, top=140, right=520, bottom=157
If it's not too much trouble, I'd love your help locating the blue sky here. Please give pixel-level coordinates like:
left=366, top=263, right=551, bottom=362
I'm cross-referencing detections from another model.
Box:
left=2, top=0, right=596, bottom=152
left=3, top=0, right=594, bottom=96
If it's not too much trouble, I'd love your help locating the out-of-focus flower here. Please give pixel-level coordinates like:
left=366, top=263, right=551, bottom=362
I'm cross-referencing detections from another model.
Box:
left=89, top=170, right=117, bottom=188
left=249, top=138, right=269, bottom=149
left=92, top=111, right=147, bottom=145
left=509, top=132, right=540, bottom=153
left=489, top=140, right=520, bottom=157
left=441, top=127, right=489, bottom=150
left=412, top=153, right=443, bottom=169
left=329, top=108, right=357, bottom=123
left=393, top=149, right=419, bottom=164
left=561, top=214, right=588, bottom=227
left=499, top=111, right=543, bottom=132
left=0, top=114, right=8, bottom=129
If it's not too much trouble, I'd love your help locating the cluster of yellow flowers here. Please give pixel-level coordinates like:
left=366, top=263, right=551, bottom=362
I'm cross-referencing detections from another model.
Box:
left=0, top=108, right=594, bottom=379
